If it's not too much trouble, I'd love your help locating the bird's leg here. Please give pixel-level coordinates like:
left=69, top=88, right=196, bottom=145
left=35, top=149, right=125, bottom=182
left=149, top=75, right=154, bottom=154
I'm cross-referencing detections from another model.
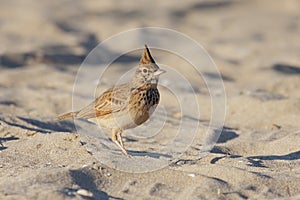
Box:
left=117, top=130, right=125, bottom=148
left=117, top=130, right=132, bottom=158
left=111, top=129, right=131, bottom=157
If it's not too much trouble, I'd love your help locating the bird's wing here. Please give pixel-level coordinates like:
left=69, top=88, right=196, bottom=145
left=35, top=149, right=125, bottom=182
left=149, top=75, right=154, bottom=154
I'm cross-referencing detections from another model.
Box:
left=76, top=85, right=129, bottom=119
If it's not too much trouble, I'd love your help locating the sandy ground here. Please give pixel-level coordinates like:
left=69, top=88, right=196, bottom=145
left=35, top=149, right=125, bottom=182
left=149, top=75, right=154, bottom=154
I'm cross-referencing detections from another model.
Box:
left=1, top=0, right=300, bottom=199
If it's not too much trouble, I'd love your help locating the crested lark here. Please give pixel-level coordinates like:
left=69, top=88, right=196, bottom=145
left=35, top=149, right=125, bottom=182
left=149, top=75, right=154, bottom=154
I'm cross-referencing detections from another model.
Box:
left=57, top=45, right=165, bottom=157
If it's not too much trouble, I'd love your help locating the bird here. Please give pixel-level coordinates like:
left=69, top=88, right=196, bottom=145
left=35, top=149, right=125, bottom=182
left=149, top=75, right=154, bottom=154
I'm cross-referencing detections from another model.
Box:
left=57, top=45, right=165, bottom=157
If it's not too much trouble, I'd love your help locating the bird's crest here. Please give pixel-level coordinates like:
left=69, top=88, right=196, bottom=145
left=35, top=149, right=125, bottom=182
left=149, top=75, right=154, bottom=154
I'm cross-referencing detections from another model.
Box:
left=139, top=45, right=156, bottom=65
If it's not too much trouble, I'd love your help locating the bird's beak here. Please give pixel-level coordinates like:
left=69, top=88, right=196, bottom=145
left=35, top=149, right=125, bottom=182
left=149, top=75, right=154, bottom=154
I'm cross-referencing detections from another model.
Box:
left=154, top=69, right=166, bottom=76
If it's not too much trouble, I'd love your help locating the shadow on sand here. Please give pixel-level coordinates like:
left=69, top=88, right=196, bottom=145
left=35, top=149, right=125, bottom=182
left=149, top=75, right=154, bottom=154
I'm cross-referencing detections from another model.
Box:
left=60, top=169, right=122, bottom=200
left=210, top=148, right=300, bottom=168
left=217, top=126, right=239, bottom=144
left=0, top=116, right=76, bottom=134
left=246, top=151, right=300, bottom=168
left=0, top=136, right=19, bottom=150
left=272, top=63, right=300, bottom=75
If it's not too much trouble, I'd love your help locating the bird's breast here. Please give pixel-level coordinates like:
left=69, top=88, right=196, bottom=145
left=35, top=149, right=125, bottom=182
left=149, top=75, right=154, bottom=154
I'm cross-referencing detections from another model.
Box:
left=129, top=87, right=160, bottom=126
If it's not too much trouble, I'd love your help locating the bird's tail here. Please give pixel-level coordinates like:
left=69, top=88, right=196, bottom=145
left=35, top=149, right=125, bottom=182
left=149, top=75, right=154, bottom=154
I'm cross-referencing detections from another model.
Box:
left=56, top=111, right=78, bottom=121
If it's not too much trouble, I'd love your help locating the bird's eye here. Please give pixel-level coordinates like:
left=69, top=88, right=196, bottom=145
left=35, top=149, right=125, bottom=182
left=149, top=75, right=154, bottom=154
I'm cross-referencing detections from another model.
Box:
left=142, top=68, right=148, bottom=73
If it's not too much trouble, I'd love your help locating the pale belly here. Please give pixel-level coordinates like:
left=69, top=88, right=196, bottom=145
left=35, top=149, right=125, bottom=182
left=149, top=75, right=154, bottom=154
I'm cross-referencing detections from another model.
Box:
left=89, top=111, right=137, bottom=130
left=88, top=104, right=158, bottom=130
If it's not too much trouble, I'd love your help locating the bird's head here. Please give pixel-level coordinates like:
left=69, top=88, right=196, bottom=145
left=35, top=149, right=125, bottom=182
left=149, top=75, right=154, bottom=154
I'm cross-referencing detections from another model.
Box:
left=133, top=45, right=165, bottom=86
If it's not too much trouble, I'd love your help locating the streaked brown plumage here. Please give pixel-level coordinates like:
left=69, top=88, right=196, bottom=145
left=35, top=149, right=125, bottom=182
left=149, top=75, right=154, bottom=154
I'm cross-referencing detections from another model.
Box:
left=57, top=45, right=165, bottom=157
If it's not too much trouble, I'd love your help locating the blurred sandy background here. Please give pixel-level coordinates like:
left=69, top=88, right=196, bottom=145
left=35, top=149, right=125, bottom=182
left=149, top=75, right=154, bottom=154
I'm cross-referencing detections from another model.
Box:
left=1, top=0, right=300, bottom=199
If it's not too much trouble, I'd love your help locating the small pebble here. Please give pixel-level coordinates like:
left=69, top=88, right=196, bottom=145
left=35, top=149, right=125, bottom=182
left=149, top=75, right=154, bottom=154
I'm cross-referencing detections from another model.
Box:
left=172, top=112, right=182, bottom=118
left=187, top=173, right=195, bottom=177
left=106, top=173, right=112, bottom=177
left=77, top=189, right=93, bottom=198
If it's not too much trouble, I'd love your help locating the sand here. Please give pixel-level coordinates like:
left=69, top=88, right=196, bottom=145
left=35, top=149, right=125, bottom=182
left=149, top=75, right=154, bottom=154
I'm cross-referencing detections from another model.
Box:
left=1, top=0, right=300, bottom=199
